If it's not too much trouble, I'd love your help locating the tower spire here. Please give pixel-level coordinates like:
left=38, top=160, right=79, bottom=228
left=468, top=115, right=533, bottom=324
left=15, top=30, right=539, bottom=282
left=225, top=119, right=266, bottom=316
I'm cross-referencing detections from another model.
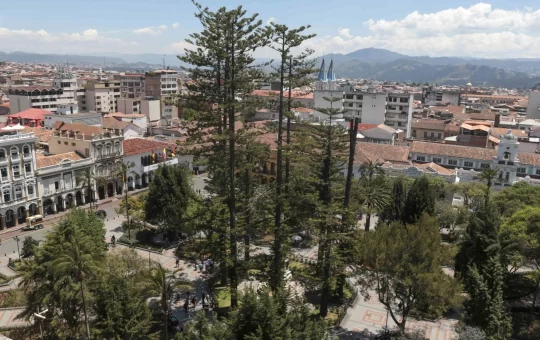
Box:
left=318, top=58, right=328, bottom=82
left=327, top=58, right=336, bottom=82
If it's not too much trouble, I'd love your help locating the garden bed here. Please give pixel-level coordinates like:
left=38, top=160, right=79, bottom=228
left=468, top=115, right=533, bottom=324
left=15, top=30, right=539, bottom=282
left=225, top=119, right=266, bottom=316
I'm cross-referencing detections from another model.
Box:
left=0, top=289, right=26, bottom=308
left=118, top=228, right=167, bottom=252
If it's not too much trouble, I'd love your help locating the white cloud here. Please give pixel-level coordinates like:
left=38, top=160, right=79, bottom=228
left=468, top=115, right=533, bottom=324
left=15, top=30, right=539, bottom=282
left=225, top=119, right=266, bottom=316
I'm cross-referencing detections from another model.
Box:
left=133, top=25, right=167, bottom=35
left=266, top=17, right=276, bottom=25
left=172, top=23, right=180, bottom=29
left=170, top=41, right=196, bottom=53
left=303, top=3, right=540, bottom=58
left=0, top=27, right=139, bottom=54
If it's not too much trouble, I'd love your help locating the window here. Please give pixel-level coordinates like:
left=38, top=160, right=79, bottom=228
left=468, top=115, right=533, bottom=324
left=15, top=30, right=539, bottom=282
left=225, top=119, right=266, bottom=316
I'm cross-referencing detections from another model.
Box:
left=85, top=148, right=90, bottom=157
left=437, top=133, right=442, bottom=139
left=23, top=145, right=30, bottom=156
left=356, top=95, right=363, bottom=100
left=10, top=147, right=18, bottom=158
left=64, top=142, right=68, bottom=145
left=0, top=168, right=7, bottom=179
left=432, top=157, right=442, bottom=164
left=424, top=132, right=428, bottom=138
left=12, top=165, right=20, bottom=178
left=481, top=163, right=491, bottom=169
left=464, top=161, right=474, bottom=168
left=57, top=141, right=61, bottom=144
left=416, top=155, right=426, bottom=162
left=54, top=181, right=59, bottom=190
left=536, top=169, right=540, bottom=175
left=24, top=163, right=31, bottom=174
left=72, top=143, right=76, bottom=146
left=447, top=159, right=458, bottom=166
left=5, top=210, right=12, bottom=222
left=517, top=167, right=526, bottom=174
left=14, top=186, right=22, bottom=199
left=27, top=184, right=34, bottom=196
left=3, top=189, right=10, bottom=203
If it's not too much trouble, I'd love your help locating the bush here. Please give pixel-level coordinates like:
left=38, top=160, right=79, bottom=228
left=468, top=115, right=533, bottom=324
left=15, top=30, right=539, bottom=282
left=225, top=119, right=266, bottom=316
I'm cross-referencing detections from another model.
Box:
left=21, top=236, right=39, bottom=258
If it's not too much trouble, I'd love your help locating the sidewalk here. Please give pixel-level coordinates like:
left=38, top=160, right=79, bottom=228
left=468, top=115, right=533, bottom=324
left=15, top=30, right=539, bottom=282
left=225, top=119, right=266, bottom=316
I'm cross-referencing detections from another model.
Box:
left=0, top=253, right=28, bottom=329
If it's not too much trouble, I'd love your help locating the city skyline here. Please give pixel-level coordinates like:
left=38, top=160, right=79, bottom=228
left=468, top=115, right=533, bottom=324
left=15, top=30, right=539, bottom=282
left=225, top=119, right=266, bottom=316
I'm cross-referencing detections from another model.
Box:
left=1, top=1, right=540, bottom=58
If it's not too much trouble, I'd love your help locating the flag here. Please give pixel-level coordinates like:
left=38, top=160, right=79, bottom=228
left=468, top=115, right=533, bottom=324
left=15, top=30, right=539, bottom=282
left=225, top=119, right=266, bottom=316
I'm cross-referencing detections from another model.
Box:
left=163, top=148, right=166, bottom=159
left=152, top=153, right=155, bottom=164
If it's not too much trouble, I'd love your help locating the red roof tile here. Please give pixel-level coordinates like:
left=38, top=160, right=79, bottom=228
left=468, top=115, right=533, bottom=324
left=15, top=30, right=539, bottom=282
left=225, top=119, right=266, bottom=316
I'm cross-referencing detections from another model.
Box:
left=8, top=108, right=48, bottom=120
left=123, top=138, right=175, bottom=156
left=36, top=152, right=85, bottom=169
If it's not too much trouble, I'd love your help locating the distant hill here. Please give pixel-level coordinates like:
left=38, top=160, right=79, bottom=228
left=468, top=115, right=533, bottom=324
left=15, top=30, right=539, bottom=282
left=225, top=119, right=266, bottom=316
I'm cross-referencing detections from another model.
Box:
left=3, top=48, right=540, bottom=87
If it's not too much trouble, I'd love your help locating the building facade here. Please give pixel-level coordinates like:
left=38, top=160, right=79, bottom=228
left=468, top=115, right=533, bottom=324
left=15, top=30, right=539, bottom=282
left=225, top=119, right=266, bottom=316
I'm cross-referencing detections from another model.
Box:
left=119, top=74, right=145, bottom=99
left=144, top=70, right=179, bottom=119
left=43, top=112, right=102, bottom=130
left=83, top=80, right=121, bottom=114
left=0, top=133, right=39, bottom=229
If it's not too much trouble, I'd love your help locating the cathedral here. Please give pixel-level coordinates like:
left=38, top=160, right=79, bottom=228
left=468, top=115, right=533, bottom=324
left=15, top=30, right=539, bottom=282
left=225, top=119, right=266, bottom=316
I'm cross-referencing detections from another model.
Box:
left=315, top=58, right=338, bottom=91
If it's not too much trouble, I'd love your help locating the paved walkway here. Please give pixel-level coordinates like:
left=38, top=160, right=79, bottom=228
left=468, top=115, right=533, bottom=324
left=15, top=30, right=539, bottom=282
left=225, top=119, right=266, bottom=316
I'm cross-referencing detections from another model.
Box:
left=339, top=288, right=457, bottom=340
left=0, top=253, right=28, bottom=329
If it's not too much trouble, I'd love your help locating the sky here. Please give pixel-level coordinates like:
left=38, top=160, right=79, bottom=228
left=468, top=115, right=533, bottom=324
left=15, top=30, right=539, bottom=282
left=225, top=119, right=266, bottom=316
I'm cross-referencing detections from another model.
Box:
left=2, top=1, right=540, bottom=59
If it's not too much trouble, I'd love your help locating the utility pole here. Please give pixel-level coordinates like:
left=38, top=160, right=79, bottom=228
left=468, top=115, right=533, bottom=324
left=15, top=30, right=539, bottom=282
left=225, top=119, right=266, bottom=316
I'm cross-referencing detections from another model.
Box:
left=13, top=236, right=20, bottom=260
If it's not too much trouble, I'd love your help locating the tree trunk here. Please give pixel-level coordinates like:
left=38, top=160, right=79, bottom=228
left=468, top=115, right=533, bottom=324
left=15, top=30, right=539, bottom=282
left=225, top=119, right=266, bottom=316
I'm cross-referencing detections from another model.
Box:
left=228, top=20, right=238, bottom=308
left=125, top=176, right=130, bottom=239
left=244, top=168, right=251, bottom=263
left=365, top=214, right=371, bottom=232
left=319, top=234, right=332, bottom=317
left=271, top=37, right=286, bottom=291
left=285, top=57, right=292, bottom=189
left=80, top=280, right=91, bottom=340
left=530, top=277, right=540, bottom=327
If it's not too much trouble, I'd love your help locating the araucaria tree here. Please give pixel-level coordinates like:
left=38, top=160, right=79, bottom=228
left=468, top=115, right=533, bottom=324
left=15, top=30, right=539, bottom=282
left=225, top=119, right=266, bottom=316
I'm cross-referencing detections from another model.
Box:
left=179, top=1, right=268, bottom=308
left=265, top=22, right=316, bottom=291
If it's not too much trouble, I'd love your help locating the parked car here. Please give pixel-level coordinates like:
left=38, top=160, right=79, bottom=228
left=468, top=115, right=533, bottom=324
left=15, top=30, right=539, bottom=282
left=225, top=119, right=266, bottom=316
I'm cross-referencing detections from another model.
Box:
left=21, top=224, right=44, bottom=231
left=95, top=210, right=107, bottom=219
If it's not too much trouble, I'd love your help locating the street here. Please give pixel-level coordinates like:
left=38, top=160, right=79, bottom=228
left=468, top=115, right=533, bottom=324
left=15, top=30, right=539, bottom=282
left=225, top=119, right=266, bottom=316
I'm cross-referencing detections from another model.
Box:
left=0, top=174, right=210, bottom=258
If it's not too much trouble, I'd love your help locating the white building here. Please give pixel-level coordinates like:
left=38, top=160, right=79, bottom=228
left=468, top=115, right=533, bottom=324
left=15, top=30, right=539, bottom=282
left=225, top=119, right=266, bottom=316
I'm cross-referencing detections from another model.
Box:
left=83, top=80, right=121, bottom=114
left=526, top=91, right=540, bottom=119
left=313, top=59, right=414, bottom=137
left=145, top=70, right=179, bottom=119
left=119, top=73, right=145, bottom=99
left=122, top=138, right=185, bottom=189
left=43, top=112, right=102, bottom=130
left=0, top=133, right=39, bottom=229
left=36, top=152, right=93, bottom=215
left=117, top=98, right=161, bottom=122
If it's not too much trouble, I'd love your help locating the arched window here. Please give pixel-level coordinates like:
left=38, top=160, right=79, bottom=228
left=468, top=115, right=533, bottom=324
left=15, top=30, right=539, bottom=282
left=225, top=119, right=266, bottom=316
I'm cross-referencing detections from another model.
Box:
left=96, top=145, right=102, bottom=157
left=3, top=189, right=10, bottom=202
left=14, top=186, right=23, bottom=200
left=27, top=184, right=34, bottom=196
left=23, top=145, right=30, bottom=156
left=503, top=152, right=510, bottom=160
left=114, top=142, right=120, bottom=154
left=10, top=146, right=18, bottom=158
left=0, top=149, right=6, bottom=160
left=105, top=144, right=111, bottom=155
left=5, top=210, right=13, bottom=223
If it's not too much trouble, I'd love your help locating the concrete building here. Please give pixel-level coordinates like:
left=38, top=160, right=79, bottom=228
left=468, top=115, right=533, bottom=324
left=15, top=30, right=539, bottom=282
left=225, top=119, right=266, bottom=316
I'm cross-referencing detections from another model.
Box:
left=49, top=122, right=124, bottom=201
left=526, top=91, right=540, bottom=119
left=119, top=74, right=145, bottom=99
left=83, top=80, right=121, bottom=114
left=145, top=70, right=179, bottom=119
left=36, top=152, right=93, bottom=215
left=0, top=133, right=39, bottom=229
left=117, top=98, right=161, bottom=122
left=422, top=86, right=461, bottom=106
left=104, top=112, right=148, bottom=131
left=6, top=108, right=47, bottom=127
left=461, top=94, right=525, bottom=106
left=102, top=118, right=144, bottom=138
left=43, top=112, right=102, bottom=130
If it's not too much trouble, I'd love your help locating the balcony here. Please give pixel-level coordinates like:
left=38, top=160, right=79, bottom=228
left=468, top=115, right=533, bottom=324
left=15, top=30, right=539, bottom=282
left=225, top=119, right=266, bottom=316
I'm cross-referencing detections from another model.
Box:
left=96, top=151, right=122, bottom=160
left=142, top=158, right=178, bottom=173
left=23, top=153, right=32, bottom=159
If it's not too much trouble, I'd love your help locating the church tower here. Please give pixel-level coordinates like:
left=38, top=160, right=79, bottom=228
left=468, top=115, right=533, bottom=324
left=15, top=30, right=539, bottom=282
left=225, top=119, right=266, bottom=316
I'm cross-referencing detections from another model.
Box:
left=316, top=59, right=328, bottom=90
left=494, top=129, right=520, bottom=184
left=327, top=59, right=337, bottom=91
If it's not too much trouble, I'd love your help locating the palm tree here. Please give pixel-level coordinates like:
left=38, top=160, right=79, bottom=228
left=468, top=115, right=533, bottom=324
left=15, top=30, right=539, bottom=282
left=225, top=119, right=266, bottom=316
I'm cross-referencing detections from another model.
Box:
left=76, top=169, right=98, bottom=210
left=113, top=162, right=136, bottom=238
left=359, top=160, right=385, bottom=180
left=357, top=176, right=390, bottom=231
left=144, top=263, right=178, bottom=340
left=479, top=167, right=500, bottom=199
left=52, top=233, right=101, bottom=339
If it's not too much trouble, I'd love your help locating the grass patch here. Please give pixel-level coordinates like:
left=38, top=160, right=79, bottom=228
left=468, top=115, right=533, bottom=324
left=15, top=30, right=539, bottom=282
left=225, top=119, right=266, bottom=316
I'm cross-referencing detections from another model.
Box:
left=0, top=289, right=26, bottom=308
left=0, top=274, right=11, bottom=285
left=214, top=286, right=231, bottom=309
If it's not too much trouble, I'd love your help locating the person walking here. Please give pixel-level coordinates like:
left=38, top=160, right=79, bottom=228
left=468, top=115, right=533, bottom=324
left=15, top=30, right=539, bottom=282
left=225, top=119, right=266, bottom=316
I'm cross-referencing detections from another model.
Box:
left=183, top=299, right=189, bottom=314
left=201, top=292, right=206, bottom=304
left=175, top=257, right=180, bottom=268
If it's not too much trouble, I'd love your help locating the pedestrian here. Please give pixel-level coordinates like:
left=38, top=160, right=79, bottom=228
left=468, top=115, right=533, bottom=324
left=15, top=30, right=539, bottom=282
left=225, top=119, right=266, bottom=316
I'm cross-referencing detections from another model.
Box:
left=198, top=261, right=204, bottom=272
left=201, top=292, right=206, bottom=304
left=191, top=296, right=196, bottom=307
left=175, top=257, right=180, bottom=268
left=183, top=299, right=188, bottom=313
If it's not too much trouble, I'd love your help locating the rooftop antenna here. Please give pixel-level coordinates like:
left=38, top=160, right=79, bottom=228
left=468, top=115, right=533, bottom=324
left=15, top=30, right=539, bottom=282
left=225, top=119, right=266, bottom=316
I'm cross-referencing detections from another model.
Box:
left=163, top=55, right=166, bottom=69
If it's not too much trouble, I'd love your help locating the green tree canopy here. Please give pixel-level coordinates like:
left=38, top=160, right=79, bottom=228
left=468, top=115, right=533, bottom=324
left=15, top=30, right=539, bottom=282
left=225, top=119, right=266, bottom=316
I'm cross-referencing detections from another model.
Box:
left=493, top=182, right=540, bottom=217
left=356, top=215, right=461, bottom=333
left=145, top=165, right=194, bottom=239
left=402, top=176, right=435, bottom=224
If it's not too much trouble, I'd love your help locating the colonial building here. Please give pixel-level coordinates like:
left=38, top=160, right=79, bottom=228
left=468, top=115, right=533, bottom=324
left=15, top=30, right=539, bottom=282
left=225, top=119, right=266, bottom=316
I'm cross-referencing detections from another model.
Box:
left=36, top=152, right=93, bottom=215
left=48, top=122, right=124, bottom=201
left=0, top=133, right=39, bottom=229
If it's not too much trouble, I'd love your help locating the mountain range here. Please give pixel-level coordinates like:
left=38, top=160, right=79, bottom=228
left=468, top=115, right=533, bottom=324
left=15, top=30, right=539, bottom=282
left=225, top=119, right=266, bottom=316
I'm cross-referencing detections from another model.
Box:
left=2, top=48, right=540, bottom=88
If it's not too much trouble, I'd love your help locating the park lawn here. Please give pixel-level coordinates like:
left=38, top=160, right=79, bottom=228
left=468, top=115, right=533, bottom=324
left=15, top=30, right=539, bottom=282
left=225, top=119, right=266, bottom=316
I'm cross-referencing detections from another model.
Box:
left=214, top=286, right=231, bottom=308
left=0, top=289, right=26, bottom=308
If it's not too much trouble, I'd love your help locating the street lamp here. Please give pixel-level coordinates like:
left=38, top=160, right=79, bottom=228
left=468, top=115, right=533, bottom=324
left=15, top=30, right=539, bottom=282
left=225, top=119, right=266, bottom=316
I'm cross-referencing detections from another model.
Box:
left=34, top=308, right=48, bottom=340
left=13, top=236, right=20, bottom=260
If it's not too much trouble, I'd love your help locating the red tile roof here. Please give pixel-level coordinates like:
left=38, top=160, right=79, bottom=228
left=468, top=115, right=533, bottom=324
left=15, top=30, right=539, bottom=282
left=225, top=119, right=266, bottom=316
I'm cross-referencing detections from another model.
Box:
left=8, top=108, right=48, bottom=120
left=411, top=141, right=496, bottom=160
left=123, top=138, right=175, bottom=156
left=36, top=152, right=85, bottom=169
left=251, top=90, right=313, bottom=99
left=355, top=143, right=411, bottom=165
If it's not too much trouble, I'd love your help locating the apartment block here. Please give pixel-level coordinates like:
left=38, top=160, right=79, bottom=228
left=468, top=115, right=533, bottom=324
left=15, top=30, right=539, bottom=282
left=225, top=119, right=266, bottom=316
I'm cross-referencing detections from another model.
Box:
left=119, top=74, right=145, bottom=99
left=83, top=80, right=121, bottom=114
left=145, top=70, right=179, bottom=120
